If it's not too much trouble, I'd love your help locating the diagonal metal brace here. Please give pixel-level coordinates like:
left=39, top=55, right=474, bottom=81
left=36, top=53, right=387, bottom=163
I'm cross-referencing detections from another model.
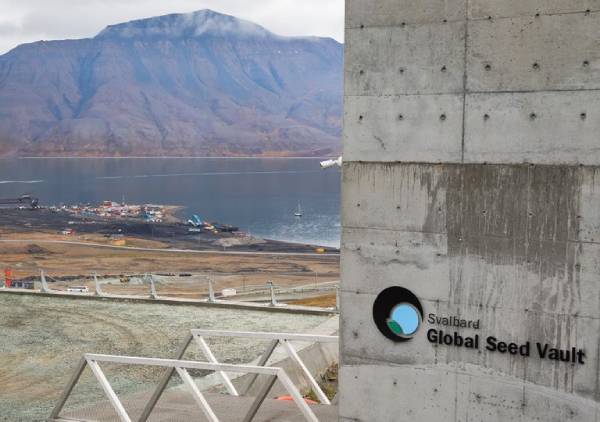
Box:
left=241, top=339, right=279, bottom=395
left=138, top=333, right=193, bottom=422
left=242, top=374, right=278, bottom=422
left=49, top=357, right=88, bottom=420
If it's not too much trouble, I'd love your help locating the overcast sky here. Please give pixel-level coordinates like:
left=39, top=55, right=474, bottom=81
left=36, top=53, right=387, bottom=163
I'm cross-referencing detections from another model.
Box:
left=0, top=0, right=345, bottom=54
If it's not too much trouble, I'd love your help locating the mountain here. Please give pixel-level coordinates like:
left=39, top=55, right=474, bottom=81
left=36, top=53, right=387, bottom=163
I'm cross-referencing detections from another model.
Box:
left=0, top=10, right=343, bottom=157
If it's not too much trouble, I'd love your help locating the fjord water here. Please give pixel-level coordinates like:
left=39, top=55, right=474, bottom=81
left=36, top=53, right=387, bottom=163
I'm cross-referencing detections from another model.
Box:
left=0, top=158, right=341, bottom=247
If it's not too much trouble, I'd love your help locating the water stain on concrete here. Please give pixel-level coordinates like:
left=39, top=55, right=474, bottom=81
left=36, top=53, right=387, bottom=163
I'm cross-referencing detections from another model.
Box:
left=444, top=164, right=582, bottom=314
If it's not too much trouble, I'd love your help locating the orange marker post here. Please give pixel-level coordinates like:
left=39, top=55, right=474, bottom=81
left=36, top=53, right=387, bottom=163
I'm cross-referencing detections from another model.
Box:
left=4, top=268, right=12, bottom=288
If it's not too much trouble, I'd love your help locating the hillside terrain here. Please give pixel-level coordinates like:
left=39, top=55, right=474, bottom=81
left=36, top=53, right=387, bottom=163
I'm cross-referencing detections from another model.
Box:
left=0, top=10, right=343, bottom=157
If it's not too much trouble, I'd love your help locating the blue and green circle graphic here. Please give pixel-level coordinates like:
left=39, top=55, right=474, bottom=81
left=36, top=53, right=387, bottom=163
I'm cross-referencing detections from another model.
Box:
left=373, top=286, right=424, bottom=342
left=387, top=303, right=421, bottom=337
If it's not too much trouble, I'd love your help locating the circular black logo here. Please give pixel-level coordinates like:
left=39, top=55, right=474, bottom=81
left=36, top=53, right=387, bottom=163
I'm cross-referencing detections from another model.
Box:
left=373, top=286, right=424, bottom=342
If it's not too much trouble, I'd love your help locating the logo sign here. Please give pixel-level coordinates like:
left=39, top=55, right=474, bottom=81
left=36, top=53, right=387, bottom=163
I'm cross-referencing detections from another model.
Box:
left=372, top=286, right=424, bottom=342
left=372, top=286, right=587, bottom=365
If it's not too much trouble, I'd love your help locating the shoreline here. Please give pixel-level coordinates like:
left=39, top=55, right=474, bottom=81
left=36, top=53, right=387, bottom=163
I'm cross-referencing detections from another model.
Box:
left=0, top=205, right=340, bottom=303
left=0, top=208, right=338, bottom=254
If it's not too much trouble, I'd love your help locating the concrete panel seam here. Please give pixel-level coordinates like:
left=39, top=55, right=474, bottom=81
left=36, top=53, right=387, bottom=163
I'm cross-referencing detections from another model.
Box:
left=342, top=161, right=600, bottom=168
left=342, top=225, right=447, bottom=236
left=341, top=354, right=418, bottom=367
left=346, top=18, right=468, bottom=31
left=346, top=93, right=464, bottom=98
left=341, top=361, right=463, bottom=374
left=347, top=88, right=600, bottom=98
left=342, top=161, right=600, bottom=171
left=467, top=88, right=600, bottom=95
left=345, top=9, right=600, bottom=30
left=341, top=288, right=600, bottom=321
left=339, top=359, right=597, bottom=388
left=469, top=8, right=600, bottom=23
left=342, top=225, right=600, bottom=246
left=461, top=0, right=470, bottom=163
left=340, top=288, right=450, bottom=304
left=595, top=331, right=600, bottom=402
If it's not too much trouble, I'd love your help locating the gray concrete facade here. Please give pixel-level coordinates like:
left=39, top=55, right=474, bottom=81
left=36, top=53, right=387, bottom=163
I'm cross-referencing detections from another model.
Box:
left=340, top=1, right=600, bottom=421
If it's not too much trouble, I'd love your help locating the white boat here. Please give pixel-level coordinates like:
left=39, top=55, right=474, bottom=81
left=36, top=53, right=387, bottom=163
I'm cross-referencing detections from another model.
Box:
left=294, top=203, right=303, bottom=217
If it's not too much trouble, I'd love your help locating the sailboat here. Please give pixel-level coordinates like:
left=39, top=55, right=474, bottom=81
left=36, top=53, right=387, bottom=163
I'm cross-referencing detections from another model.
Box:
left=294, top=203, right=303, bottom=217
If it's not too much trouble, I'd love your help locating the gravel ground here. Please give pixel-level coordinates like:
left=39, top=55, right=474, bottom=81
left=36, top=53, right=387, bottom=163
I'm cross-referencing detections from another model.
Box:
left=0, top=294, right=327, bottom=421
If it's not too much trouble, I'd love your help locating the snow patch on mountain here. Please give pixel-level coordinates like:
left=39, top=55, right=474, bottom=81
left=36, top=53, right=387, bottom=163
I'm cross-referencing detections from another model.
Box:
left=96, top=9, right=273, bottom=40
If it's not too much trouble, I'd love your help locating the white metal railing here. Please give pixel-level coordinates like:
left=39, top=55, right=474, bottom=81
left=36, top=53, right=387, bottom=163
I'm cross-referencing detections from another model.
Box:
left=50, top=354, right=319, bottom=422
left=189, top=330, right=339, bottom=404
left=50, top=330, right=339, bottom=422
left=140, top=330, right=339, bottom=420
left=17, top=270, right=339, bottom=310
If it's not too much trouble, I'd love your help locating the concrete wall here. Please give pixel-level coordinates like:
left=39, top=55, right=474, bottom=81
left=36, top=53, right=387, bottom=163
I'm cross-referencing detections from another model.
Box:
left=340, top=1, right=600, bottom=421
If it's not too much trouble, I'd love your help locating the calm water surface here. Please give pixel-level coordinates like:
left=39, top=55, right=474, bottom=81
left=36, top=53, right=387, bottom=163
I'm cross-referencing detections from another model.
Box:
left=0, top=158, right=341, bottom=247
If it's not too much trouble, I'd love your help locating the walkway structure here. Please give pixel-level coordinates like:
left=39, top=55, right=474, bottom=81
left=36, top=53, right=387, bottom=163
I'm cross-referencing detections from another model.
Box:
left=50, top=330, right=339, bottom=422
